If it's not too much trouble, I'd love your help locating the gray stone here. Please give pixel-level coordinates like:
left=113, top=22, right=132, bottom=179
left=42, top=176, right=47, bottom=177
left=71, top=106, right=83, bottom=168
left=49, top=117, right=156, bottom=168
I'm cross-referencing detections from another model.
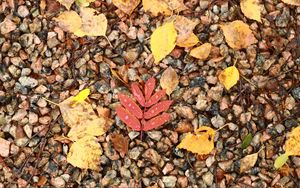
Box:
left=292, top=87, right=300, bottom=99
left=162, top=176, right=177, bottom=188
left=19, top=76, right=38, bottom=88
left=147, top=131, right=162, bottom=141
left=17, top=5, right=30, bottom=18
left=129, top=147, right=142, bottom=160
left=50, top=177, right=65, bottom=188
left=19, top=34, right=34, bottom=47
left=203, top=171, right=214, bottom=186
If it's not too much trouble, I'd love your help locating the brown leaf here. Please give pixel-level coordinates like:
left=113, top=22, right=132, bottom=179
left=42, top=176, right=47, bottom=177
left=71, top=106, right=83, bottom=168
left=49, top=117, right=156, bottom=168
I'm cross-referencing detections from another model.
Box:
left=240, top=153, right=258, bottom=173
left=174, top=16, right=199, bottom=43
left=190, top=43, right=212, bottom=60
left=160, top=66, right=179, bottom=95
left=110, top=133, right=129, bottom=157
left=112, top=0, right=140, bottom=15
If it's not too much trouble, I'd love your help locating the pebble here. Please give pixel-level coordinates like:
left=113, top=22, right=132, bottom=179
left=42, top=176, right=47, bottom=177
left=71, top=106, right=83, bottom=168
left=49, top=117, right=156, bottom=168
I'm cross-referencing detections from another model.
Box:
left=292, top=87, right=300, bottom=99
left=129, top=147, right=142, bottom=160
left=50, top=177, right=65, bottom=188
left=162, top=163, right=174, bottom=175
left=147, top=131, right=162, bottom=141
left=0, top=138, right=10, bottom=157
left=211, top=115, right=225, bottom=128
left=0, top=18, right=16, bottom=34
left=175, top=106, right=195, bottom=120
left=23, top=124, right=32, bottom=138
left=143, top=149, right=164, bottom=167
left=128, top=131, right=140, bottom=140
left=17, top=5, right=30, bottom=18
left=19, top=34, right=34, bottom=48
left=12, top=109, right=27, bottom=121
left=19, top=76, right=38, bottom=88
left=28, top=112, right=38, bottom=124
left=162, top=176, right=177, bottom=188
left=203, top=171, right=214, bottom=186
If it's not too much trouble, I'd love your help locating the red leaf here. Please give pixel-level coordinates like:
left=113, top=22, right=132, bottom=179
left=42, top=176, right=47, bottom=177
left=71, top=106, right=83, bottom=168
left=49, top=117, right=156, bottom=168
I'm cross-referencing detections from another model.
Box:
left=118, top=93, right=143, bottom=119
left=144, top=100, right=173, bottom=119
left=145, top=90, right=166, bottom=107
left=116, top=106, right=141, bottom=130
left=131, top=83, right=145, bottom=107
left=143, top=113, right=171, bottom=131
left=145, top=77, right=156, bottom=101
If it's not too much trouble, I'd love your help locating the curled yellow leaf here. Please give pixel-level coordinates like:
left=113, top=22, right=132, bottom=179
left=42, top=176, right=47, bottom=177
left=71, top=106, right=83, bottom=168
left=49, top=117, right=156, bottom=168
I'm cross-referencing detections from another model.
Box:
left=176, top=33, right=199, bottom=48
left=177, top=126, right=215, bottom=155
left=240, top=0, right=262, bottom=22
left=190, top=43, right=212, bottom=60
left=218, top=66, right=240, bottom=90
left=54, top=11, right=82, bottom=33
left=150, top=21, right=177, bottom=64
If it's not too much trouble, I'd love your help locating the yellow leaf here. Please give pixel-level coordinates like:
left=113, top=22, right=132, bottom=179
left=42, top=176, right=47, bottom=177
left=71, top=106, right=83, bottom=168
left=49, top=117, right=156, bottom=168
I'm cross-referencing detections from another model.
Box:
left=285, top=125, right=300, bottom=156
left=240, top=0, right=262, bottom=22
left=177, top=126, right=215, bottom=155
left=67, top=136, right=102, bottom=170
left=72, top=88, right=90, bottom=103
left=112, top=0, right=141, bottom=15
left=281, top=0, right=300, bottom=6
left=190, top=43, right=212, bottom=60
left=75, top=0, right=95, bottom=7
left=74, top=7, right=107, bottom=37
left=160, top=66, right=179, bottom=95
left=57, top=0, right=74, bottom=10
left=142, top=0, right=171, bottom=16
left=150, top=22, right=177, bottom=64
left=218, top=66, right=240, bottom=90
left=240, top=153, right=258, bottom=173
left=54, top=11, right=82, bottom=33
left=176, top=33, right=199, bottom=47
left=220, top=20, right=257, bottom=49
left=174, top=16, right=198, bottom=43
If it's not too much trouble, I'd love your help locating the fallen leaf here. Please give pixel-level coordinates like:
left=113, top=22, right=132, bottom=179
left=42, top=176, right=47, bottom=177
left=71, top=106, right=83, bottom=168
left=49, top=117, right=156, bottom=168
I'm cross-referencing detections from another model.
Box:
left=54, top=11, right=82, bottom=33
left=144, top=100, right=172, bottom=119
left=75, top=0, right=95, bottom=7
left=274, top=153, right=289, bottom=169
left=143, top=113, right=171, bottom=131
left=218, top=66, right=240, bottom=90
left=160, top=66, right=179, bottom=95
left=36, top=176, right=47, bottom=187
left=176, top=33, right=199, bottom=47
left=74, top=7, right=107, bottom=37
left=190, top=43, right=212, bottom=60
left=164, top=0, right=187, bottom=12
left=142, top=0, right=171, bottom=16
left=174, top=16, right=198, bottom=43
left=240, top=152, right=258, bottom=173
left=278, top=164, right=293, bottom=176
left=110, top=133, right=129, bottom=157
left=241, top=133, right=253, bottom=149
left=112, top=0, right=140, bottom=15
left=284, top=125, right=300, bottom=156
left=145, top=90, right=166, bottom=107
left=144, top=77, right=156, bottom=101
left=281, top=0, right=300, bottom=6
left=72, top=88, right=90, bottom=104
left=220, top=20, right=257, bottom=49
left=240, top=0, right=262, bottom=22
left=57, top=0, right=74, bottom=10
left=0, top=18, right=17, bottom=35
left=177, top=126, right=215, bottom=155
left=67, top=136, right=102, bottom=170
left=150, top=22, right=177, bottom=64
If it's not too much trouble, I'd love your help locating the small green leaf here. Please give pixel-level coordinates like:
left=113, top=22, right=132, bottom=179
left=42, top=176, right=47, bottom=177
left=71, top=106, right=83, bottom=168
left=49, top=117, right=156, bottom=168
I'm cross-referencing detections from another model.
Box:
left=274, top=153, right=289, bottom=169
left=241, top=133, right=253, bottom=149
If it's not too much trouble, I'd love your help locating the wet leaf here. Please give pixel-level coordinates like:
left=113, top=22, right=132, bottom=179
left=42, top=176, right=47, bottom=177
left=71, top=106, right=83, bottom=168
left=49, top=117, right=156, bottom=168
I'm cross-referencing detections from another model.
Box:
left=190, top=43, right=212, bottom=60
left=240, top=152, right=258, bottom=173
left=274, top=153, right=289, bottom=169
left=118, top=93, right=143, bottom=119
left=142, top=0, right=171, bottom=16
left=145, top=77, right=156, bottom=101
left=281, top=0, right=300, bottom=6
left=72, top=88, right=90, bottom=104
left=174, top=16, right=198, bottom=43
left=150, top=21, right=177, bottom=64
left=74, top=7, right=107, bottom=37
left=110, top=133, right=129, bottom=157
left=241, top=0, right=262, bottom=22
left=57, top=0, right=74, bottom=10
left=131, top=83, right=145, bottom=107
left=54, top=11, right=82, bottom=33
left=75, top=0, right=95, bottom=7
left=218, top=66, right=240, bottom=90
left=284, top=125, right=300, bottom=156
left=177, top=126, right=215, bottom=155
left=220, top=20, right=257, bottom=49
left=176, top=33, right=199, bottom=48
left=67, top=136, right=101, bottom=170
left=143, top=113, right=171, bottom=131
left=144, top=100, right=172, bottom=119
left=241, top=133, right=253, bottom=149
left=116, top=106, right=141, bottom=130
left=160, top=67, right=179, bottom=95
left=112, top=0, right=140, bottom=15
left=145, top=89, right=166, bottom=107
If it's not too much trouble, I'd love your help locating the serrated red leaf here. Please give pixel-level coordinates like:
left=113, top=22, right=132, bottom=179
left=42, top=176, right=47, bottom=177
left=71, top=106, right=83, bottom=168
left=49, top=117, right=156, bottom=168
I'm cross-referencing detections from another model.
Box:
left=118, top=93, right=143, bottom=119
left=144, top=100, right=173, bottom=119
left=131, top=83, right=145, bottom=107
left=145, top=77, right=156, bottom=101
left=143, top=113, right=171, bottom=131
left=116, top=106, right=141, bottom=131
left=145, top=89, right=166, bottom=107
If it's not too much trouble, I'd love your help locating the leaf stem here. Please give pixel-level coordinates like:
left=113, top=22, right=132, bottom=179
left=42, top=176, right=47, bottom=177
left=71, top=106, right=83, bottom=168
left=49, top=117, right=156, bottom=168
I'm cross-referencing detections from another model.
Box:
left=215, top=124, right=229, bottom=132
left=42, top=97, right=59, bottom=106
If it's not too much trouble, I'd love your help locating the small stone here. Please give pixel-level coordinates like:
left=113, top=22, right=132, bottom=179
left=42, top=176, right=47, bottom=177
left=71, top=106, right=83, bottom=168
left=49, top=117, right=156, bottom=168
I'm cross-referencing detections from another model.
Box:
left=189, top=76, right=206, bottom=87
left=19, top=34, right=34, bottom=47
left=211, top=115, right=225, bottom=128
left=15, top=137, right=29, bottom=147
left=29, top=112, right=38, bottom=124
left=147, top=131, right=162, bottom=141
left=50, top=177, right=65, bottom=188
left=37, top=98, right=47, bottom=107
left=120, top=167, right=131, bottom=179
left=0, top=18, right=16, bottom=34
left=17, top=5, right=30, bottom=18
left=203, top=171, right=214, bottom=186
left=126, top=27, right=137, bottom=39
left=292, top=87, right=300, bottom=99
left=19, top=76, right=38, bottom=88
left=129, top=147, right=142, bottom=160
left=175, top=106, right=195, bottom=120
left=101, top=170, right=117, bottom=186
left=128, top=131, right=140, bottom=140
left=218, top=160, right=233, bottom=171
left=143, top=149, right=163, bottom=166
left=162, top=176, right=177, bottom=188
left=23, top=124, right=32, bottom=138
left=175, top=121, right=193, bottom=133
left=162, top=163, right=174, bottom=175
left=177, top=176, right=188, bottom=188
left=0, top=138, right=10, bottom=157
left=12, top=109, right=27, bottom=121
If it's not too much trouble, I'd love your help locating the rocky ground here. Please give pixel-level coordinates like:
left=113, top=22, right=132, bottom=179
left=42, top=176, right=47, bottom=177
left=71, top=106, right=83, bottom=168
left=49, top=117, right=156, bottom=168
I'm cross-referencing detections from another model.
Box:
left=0, top=0, right=300, bottom=187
